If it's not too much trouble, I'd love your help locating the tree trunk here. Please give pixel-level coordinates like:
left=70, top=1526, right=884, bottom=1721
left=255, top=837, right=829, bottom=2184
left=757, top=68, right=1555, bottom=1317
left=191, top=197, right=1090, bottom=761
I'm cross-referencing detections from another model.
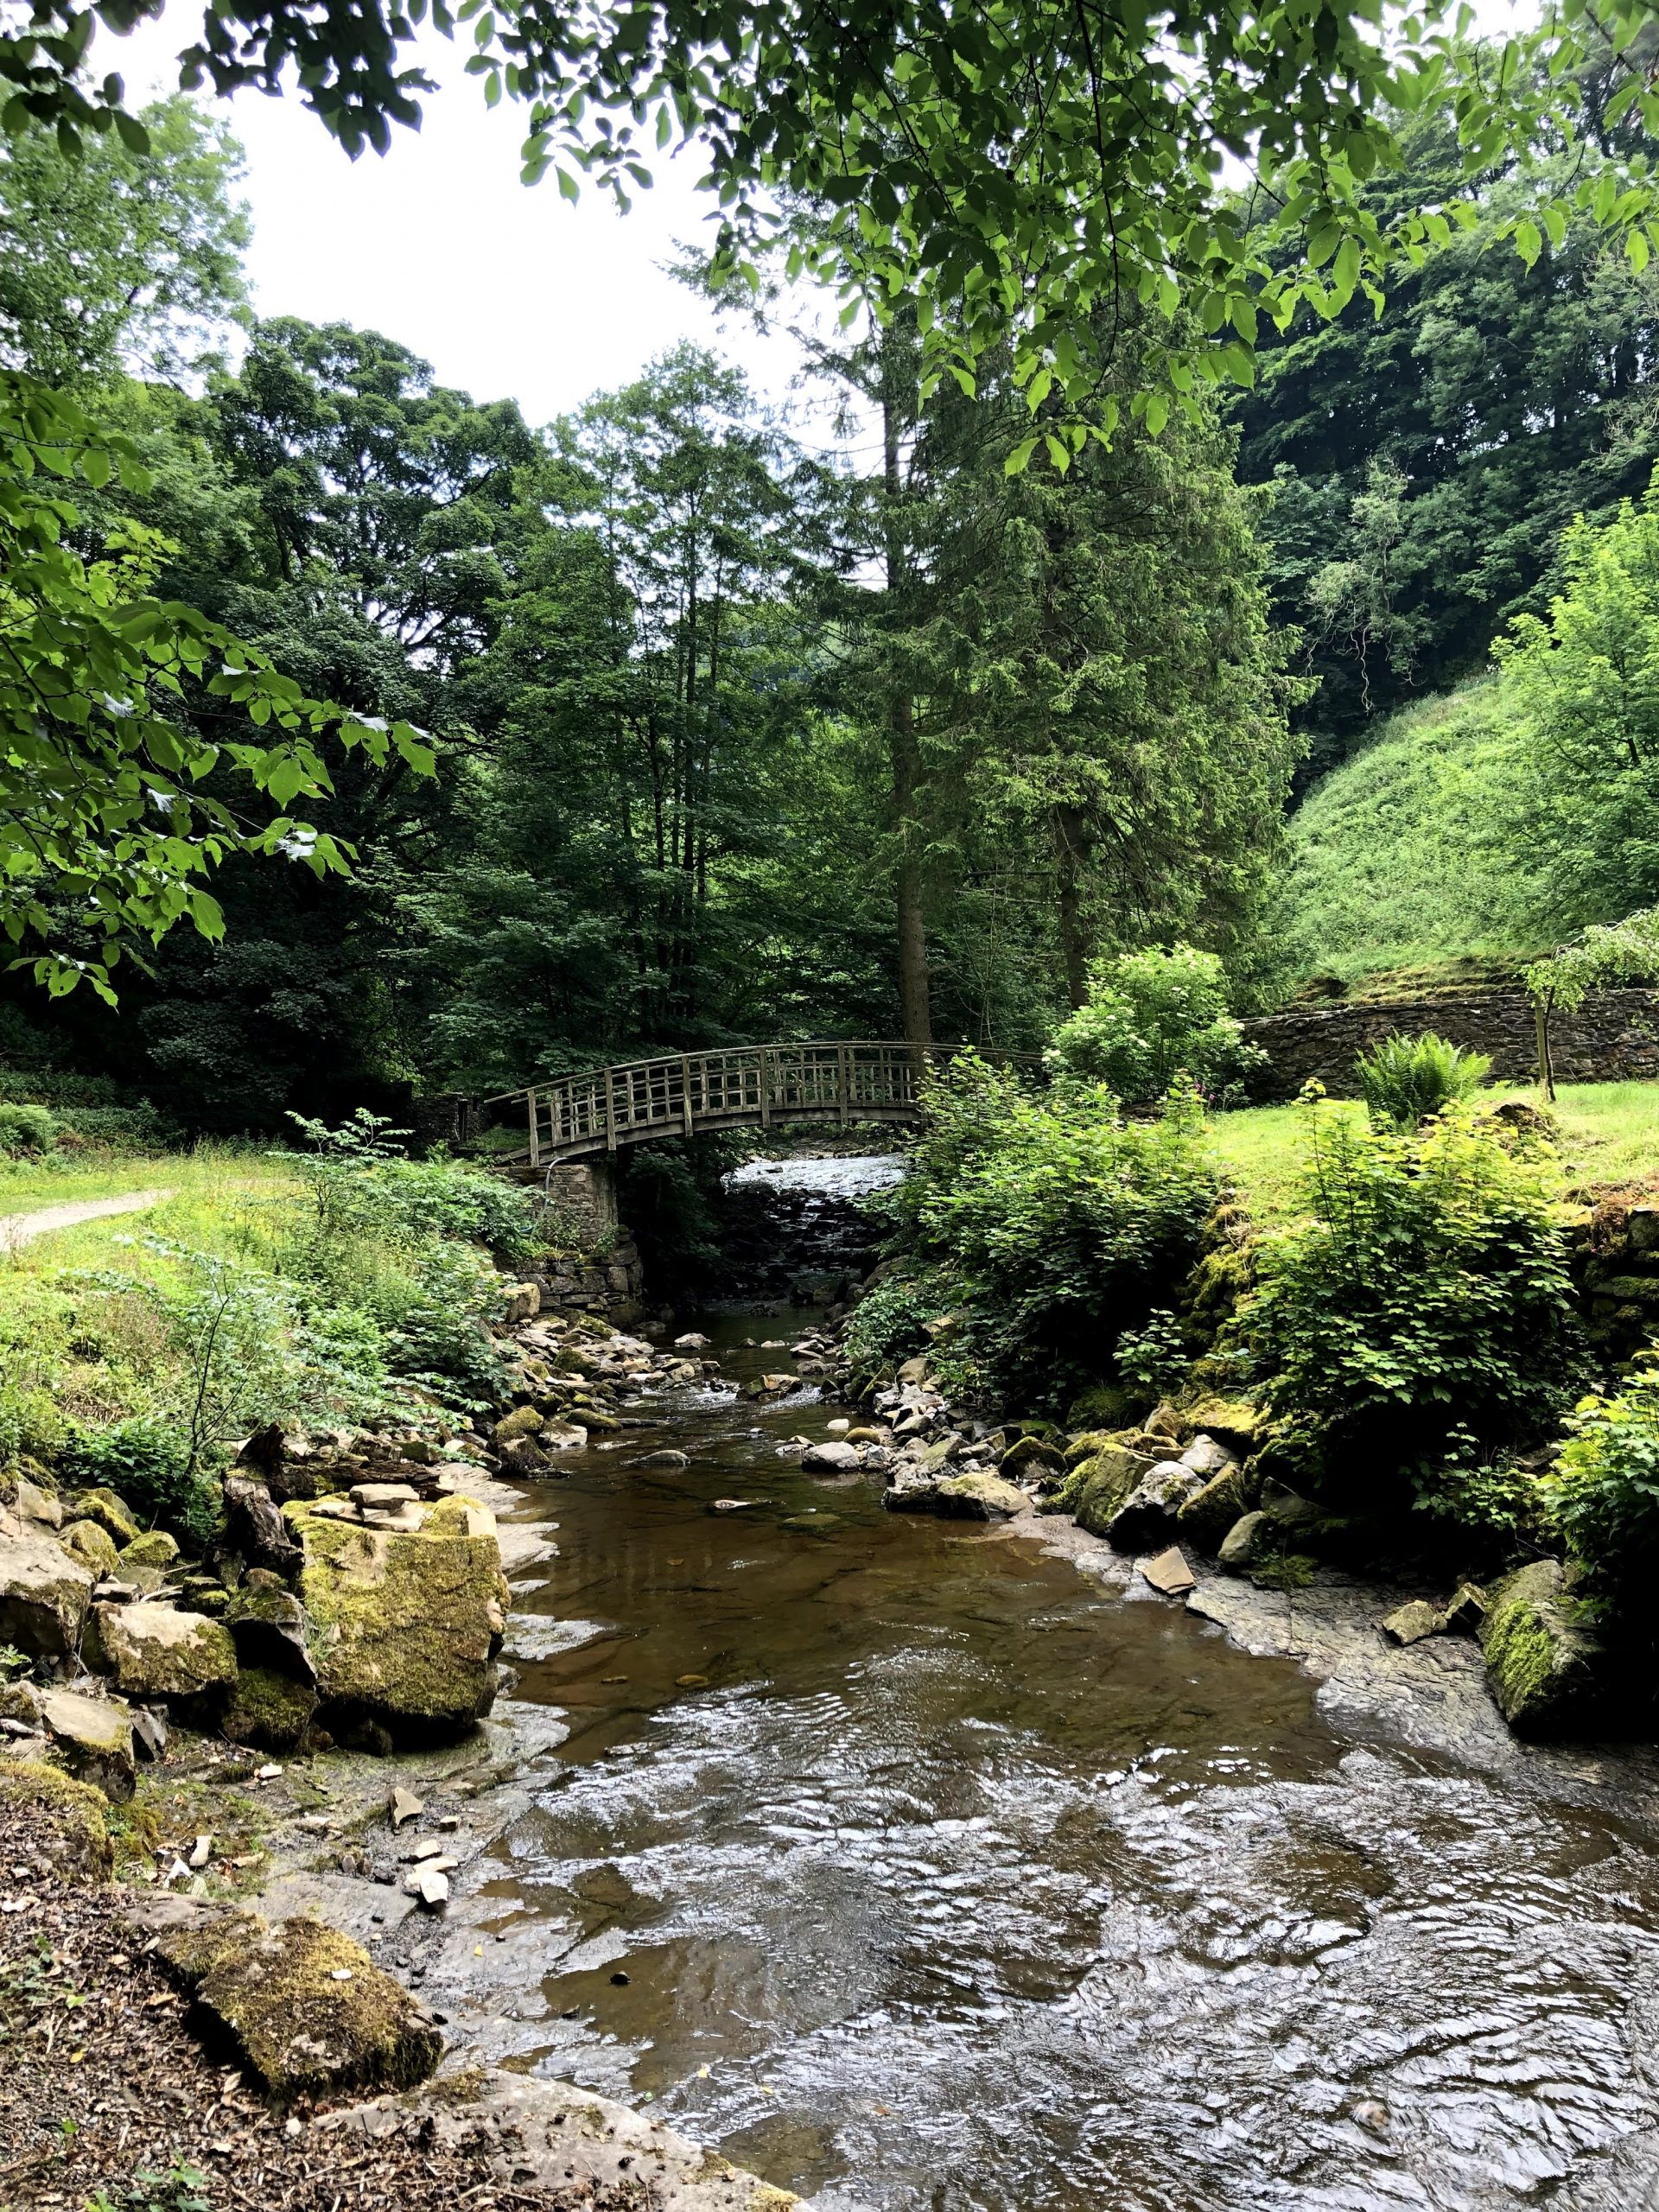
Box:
left=1052, top=804, right=1090, bottom=1008
left=883, top=321, right=931, bottom=1045
left=1535, top=993, right=1557, bottom=1103
left=893, top=694, right=931, bottom=1044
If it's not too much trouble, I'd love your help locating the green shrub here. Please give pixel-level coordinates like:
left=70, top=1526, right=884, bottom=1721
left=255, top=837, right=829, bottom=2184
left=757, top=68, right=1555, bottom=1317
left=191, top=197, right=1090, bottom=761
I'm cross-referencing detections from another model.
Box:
left=1246, top=1096, right=1585, bottom=1522
left=0, top=1102, right=59, bottom=1154
left=1113, top=1307, right=1188, bottom=1398
left=62, top=1414, right=219, bottom=1548
left=1545, top=1358, right=1659, bottom=1605
left=284, top=1109, right=542, bottom=1263
left=842, top=1273, right=953, bottom=1381
left=1046, top=943, right=1267, bottom=1108
left=1354, top=1030, right=1492, bottom=1128
left=890, top=1056, right=1218, bottom=1408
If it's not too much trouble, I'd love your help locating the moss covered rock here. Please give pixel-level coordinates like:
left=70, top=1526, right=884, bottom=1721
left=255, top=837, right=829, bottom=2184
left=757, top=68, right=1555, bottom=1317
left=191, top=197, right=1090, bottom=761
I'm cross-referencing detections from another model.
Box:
left=86, top=1600, right=238, bottom=1710
left=493, top=1404, right=544, bottom=1446
left=60, top=1518, right=120, bottom=1578
left=149, top=1904, right=443, bottom=2100
left=998, top=1434, right=1065, bottom=1481
left=224, top=1582, right=315, bottom=1679
left=1478, top=1560, right=1605, bottom=1737
left=935, top=1471, right=1033, bottom=1518
left=1175, top=1462, right=1252, bottom=1550
left=1065, top=1382, right=1151, bottom=1432
left=1067, top=1443, right=1160, bottom=1537
left=297, top=1510, right=509, bottom=1742
left=222, top=1665, right=319, bottom=1753
left=0, top=1529, right=95, bottom=1657
left=36, top=1686, right=136, bottom=1802
left=118, top=1530, right=180, bottom=1573
left=0, top=1758, right=111, bottom=1880
left=67, top=1487, right=142, bottom=1546
left=1175, top=1395, right=1265, bottom=1456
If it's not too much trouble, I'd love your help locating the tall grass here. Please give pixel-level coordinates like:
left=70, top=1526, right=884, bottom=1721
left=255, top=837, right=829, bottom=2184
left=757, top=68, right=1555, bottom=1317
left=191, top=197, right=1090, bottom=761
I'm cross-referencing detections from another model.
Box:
left=1267, top=680, right=1553, bottom=991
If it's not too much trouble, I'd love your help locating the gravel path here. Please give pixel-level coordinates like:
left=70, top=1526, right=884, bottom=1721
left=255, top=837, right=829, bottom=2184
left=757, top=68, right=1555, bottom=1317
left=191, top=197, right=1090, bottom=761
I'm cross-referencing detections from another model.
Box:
left=0, top=1188, right=175, bottom=1253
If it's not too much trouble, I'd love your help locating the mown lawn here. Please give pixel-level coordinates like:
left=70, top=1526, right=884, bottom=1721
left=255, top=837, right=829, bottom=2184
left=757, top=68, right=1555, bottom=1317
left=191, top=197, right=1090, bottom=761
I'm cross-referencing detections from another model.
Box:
left=1210, top=1078, right=1659, bottom=1227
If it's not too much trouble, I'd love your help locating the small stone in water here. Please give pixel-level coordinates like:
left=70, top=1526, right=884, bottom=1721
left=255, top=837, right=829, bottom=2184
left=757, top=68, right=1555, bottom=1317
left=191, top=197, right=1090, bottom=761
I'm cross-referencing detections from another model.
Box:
left=610, top=1970, right=630, bottom=1985
left=1352, top=2100, right=1390, bottom=2133
left=676, top=1672, right=710, bottom=1688
left=389, top=1788, right=424, bottom=1829
left=825, top=1418, right=850, bottom=1435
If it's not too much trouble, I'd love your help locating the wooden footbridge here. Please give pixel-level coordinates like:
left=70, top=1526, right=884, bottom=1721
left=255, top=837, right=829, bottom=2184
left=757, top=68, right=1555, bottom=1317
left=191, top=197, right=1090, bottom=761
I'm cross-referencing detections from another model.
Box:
left=483, top=1040, right=1030, bottom=1170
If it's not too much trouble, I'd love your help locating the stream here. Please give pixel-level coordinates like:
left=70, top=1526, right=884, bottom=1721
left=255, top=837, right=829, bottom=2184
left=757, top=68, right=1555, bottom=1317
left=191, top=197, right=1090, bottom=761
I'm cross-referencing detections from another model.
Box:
left=429, top=1161, right=1659, bottom=2212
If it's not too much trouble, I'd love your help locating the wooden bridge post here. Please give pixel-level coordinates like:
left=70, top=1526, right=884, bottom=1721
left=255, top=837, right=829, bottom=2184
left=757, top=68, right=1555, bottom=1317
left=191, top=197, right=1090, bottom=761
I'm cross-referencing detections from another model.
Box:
left=837, top=1044, right=850, bottom=1126
left=681, top=1055, right=694, bottom=1136
left=603, top=1065, right=617, bottom=1151
left=527, top=1086, right=540, bottom=1172
left=759, top=1046, right=771, bottom=1129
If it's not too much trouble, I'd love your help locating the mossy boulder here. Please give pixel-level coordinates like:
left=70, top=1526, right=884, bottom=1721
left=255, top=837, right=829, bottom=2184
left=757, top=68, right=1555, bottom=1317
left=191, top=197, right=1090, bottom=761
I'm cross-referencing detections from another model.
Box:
left=1478, top=1560, right=1605, bottom=1738
left=148, top=1904, right=443, bottom=2100
left=67, top=1487, right=143, bottom=1547
left=1065, top=1382, right=1151, bottom=1432
left=118, top=1530, right=180, bottom=1573
left=0, top=1759, right=111, bottom=1880
left=998, top=1434, right=1066, bottom=1481
left=36, top=1686, right=136, bottom=1802
left=1176, top=1461, right=1253, bottom=1550
left=296, top=1510, right=510, bottom=1743
left=223, top=1582, right=315, bottom=1681
left=86, top=1600, right=238, bottom=1711
left=1174, top=1395, right=1265, bottom=1456
left=493, top=1405, right=545, bottom=1446
left=0, top=1529, right=95, bottom=1657
left=935, top=1471, right=1033, bottom=1518
left=60, top=1518, right=120, bottom=1578
left=1066, top=1444, right=1160, bottom=1537
left=223, top=1665, right=319, bottom=1753
left=1103, top=1459, right=1209, bottom=1552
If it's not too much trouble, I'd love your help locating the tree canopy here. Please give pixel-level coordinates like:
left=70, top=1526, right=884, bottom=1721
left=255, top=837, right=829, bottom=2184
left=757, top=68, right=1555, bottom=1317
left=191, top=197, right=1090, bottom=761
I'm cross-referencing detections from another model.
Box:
left=10, top=0, right=1659, bottom=427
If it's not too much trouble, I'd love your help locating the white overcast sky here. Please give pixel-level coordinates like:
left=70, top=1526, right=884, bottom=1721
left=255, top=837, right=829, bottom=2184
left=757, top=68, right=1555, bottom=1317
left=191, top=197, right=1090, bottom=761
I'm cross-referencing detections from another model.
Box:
left=98, top=0, right=1529, bottom=435
left=99, top=9, right=817, bottom=429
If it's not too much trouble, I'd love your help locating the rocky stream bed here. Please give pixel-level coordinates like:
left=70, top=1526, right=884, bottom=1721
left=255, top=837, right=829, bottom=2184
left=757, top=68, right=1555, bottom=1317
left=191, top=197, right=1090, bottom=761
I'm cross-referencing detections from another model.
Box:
left=9, top=1157, right=1659, bottom=2210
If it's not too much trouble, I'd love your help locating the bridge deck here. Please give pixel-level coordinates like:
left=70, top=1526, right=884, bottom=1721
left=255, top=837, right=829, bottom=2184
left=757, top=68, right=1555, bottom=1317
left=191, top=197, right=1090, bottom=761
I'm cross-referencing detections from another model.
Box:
left=483, top=1041, right=1028, bottom=1168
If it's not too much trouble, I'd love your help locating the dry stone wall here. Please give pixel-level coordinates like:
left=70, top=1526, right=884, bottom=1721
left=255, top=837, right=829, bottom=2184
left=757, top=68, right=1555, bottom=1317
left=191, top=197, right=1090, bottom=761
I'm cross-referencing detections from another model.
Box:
left=1243, top=987, right=1659, bottom=1099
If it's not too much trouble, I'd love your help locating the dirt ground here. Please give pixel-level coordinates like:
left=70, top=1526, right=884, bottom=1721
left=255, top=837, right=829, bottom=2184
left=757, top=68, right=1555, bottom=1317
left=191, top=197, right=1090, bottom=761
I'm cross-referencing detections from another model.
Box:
left=0, top=1792, right=645, bottom=2212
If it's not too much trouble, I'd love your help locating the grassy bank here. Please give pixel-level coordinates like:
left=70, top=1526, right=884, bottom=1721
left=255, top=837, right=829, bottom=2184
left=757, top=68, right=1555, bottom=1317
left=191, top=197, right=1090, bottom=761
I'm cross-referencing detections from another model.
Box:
left=1211, top=1080, right=1659, bottom=1225
left=0, top=1123, right=550, bottom=1525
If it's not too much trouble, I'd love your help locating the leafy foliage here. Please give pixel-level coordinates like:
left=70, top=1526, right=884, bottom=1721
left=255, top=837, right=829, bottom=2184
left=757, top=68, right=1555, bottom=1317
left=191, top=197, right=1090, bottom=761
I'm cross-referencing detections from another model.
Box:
left=0, top=101, right=248, bottom=385
left=889, top=1056, right=1218, bottom=1408
left=9, top=0, right=1659, bottom=449
left=1047, top=944, right=1267, bottom=1107
left=0, top=1101, right=55, bottom=1152
left=1546, top=1356, right=1659, bottom=1604
left=1525, top=906, right=1659, bottom=1014
left=1493, top=474, right=1659, bottom=931
left=1246, top=1096, right=1586, bottom=1521
left=0, top=371, right=434, bottom=1001
left=1240, top=111, right=1659, bottom=765
left=841, top=1271, right=955, bottom=1383
left=1355, top=1031, right=1492, bottom=1129
left=61, top=1410, right=215, bottom=1547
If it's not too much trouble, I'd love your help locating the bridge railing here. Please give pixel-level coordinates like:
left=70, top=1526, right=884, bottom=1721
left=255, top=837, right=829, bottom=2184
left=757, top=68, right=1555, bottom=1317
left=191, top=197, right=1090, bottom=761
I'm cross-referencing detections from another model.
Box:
left=480, top=1041, right=1037, bottom=1168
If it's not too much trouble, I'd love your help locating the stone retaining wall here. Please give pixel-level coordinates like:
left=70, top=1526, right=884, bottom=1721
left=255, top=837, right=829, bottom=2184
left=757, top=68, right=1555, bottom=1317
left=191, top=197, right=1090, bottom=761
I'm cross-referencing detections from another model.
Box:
left=1243, top=988, right=1659, bottom=1099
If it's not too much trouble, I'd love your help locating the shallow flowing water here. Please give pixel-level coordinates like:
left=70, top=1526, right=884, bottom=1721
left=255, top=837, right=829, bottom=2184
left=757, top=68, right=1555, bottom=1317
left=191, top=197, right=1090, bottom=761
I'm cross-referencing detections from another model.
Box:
left=458, top=1283, right=1659, bottom=2211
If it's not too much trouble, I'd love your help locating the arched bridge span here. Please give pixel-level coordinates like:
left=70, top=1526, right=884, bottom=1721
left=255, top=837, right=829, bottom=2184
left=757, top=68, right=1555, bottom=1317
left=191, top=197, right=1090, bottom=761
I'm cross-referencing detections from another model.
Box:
left=482, top=1041, right=1034, bottom=1170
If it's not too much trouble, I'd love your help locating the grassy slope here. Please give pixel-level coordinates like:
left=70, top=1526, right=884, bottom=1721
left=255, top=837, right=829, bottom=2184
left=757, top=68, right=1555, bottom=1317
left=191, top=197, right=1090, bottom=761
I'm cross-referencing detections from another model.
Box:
left=1211, top=1080, right=1659, bottom=1226
left=1268, top=679, right=1551, bottom=991
left=0, top=1144, right=276, bottom=1217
